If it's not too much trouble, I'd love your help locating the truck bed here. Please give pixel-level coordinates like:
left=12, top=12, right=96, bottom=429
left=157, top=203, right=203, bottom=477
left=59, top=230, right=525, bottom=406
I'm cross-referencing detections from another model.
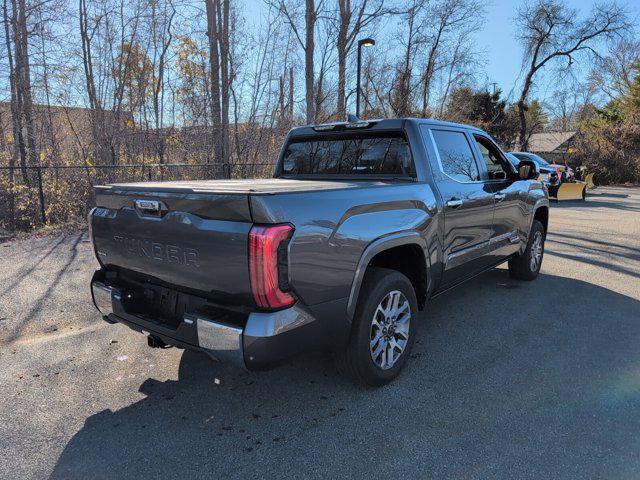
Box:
left=91, top=177, right=413, bottom=309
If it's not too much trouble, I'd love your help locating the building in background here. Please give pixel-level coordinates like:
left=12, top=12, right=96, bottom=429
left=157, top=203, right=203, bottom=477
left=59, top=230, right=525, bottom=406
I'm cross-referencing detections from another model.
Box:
left=526, top=131, right=578, bottom=164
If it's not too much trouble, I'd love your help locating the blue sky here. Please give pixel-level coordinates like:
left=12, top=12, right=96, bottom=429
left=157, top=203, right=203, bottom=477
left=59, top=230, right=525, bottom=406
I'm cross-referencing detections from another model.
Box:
left=246, top=0, right=639, bottom=104
left=473, top=0, right=638, bottom=101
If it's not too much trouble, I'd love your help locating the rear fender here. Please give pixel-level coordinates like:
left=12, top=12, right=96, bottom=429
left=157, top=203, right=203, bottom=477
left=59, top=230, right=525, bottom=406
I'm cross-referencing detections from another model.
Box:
left=346, top=232, right=430, bottom=320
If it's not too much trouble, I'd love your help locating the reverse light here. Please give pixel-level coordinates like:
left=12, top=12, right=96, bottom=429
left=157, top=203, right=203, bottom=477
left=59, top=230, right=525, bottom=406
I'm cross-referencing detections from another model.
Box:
left=249, top=224, right=295, bottom=309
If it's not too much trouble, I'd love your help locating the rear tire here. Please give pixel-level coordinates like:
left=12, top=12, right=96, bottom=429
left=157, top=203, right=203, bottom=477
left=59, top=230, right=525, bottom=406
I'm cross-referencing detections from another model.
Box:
left=508, top=220, right=545, bottom=281
left=334, top=267, right=418, bottom=386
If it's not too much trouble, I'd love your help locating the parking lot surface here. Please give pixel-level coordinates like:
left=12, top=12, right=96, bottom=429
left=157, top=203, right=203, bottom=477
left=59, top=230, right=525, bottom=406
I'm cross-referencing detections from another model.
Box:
left=1, top=186, right=639, bottom=479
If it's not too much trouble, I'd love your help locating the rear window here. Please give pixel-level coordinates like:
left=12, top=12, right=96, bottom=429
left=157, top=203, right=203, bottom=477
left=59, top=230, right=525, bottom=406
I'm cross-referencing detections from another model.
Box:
left=281, top=135, right=415, bottom=176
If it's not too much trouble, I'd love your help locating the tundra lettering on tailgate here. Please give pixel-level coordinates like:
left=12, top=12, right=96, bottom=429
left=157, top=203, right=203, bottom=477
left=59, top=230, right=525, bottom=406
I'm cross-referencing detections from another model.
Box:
left=113, top=235, right=200, bottom=268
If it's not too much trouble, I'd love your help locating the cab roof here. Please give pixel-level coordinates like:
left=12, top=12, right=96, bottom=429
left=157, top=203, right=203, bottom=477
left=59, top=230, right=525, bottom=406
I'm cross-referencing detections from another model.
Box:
left=289, top=117, right=486, bottom=137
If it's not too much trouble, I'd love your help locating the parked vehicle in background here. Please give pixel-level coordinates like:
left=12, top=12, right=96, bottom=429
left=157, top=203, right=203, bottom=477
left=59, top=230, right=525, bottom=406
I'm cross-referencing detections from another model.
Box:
left=89, top=118, right=549, bottom=386
left=509, top=152, right=563, bottom=186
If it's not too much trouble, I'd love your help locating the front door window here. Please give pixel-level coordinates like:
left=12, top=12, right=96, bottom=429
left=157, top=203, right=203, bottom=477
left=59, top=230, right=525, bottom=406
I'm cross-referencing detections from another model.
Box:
left=473, top=135, right=511, bottom=180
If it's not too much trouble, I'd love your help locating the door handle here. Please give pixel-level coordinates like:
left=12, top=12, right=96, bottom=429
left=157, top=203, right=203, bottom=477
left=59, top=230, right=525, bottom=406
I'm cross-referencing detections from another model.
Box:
left=494, top=193, right=506, bottom=202
left=446, top=199, right=463, bottom=208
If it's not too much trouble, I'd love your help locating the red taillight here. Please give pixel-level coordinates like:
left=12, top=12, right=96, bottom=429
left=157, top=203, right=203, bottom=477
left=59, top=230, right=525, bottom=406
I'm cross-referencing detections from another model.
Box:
left=249, top=224, right=295, bottom=309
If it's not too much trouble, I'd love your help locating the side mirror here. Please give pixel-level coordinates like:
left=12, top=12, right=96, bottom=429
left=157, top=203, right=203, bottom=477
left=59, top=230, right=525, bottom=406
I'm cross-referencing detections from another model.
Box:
left=517, top=160, right=538, bottom=180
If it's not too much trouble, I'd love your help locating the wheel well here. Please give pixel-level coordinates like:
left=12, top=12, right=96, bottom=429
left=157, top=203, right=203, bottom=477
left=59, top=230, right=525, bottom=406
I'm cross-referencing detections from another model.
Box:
left=367, top=244, right=427, bottom=310
left=534, top=206, right=549, bottom=233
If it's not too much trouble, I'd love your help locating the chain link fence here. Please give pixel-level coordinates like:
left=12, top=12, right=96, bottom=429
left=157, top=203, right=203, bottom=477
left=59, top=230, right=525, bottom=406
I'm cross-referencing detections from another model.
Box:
left=0, top=162, right=275, bottom=232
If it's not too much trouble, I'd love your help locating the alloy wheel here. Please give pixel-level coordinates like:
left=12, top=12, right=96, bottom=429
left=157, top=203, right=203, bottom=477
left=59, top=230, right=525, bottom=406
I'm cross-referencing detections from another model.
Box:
left=530, top=231, right=543, bottom=272
left=370, top=290, right=411, bottom=370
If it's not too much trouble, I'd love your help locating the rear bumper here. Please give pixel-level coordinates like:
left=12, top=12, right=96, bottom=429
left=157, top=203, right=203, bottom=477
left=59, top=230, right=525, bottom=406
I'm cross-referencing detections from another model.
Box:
left=91, top=280, right=322, bottom=370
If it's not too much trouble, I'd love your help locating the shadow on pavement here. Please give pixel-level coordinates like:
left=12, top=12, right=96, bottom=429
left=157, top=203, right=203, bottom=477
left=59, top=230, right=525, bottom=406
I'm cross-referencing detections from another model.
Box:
left=0, top=235, right=68, bottom=298
left=50, top=271, right=640, bottom=479
left=548, top=231, right=639, bottom=254
left=545, top=249, right=640, bottom=279
left=552, top=196, right=640, bottom=212
left=3, top=233, right=85, bottom=343
left=584, top=192, right=629, bottom=199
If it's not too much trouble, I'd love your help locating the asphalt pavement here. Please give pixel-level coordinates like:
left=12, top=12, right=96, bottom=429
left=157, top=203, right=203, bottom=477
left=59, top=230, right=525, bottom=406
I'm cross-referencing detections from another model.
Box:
left=1, top=186, right=639, bottom=479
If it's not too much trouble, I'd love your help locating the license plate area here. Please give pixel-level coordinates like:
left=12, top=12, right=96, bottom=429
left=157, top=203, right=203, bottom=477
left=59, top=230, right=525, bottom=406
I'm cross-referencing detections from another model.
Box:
left=120, top=283, right=192, bottom=328
left=108, top=269, right=248, bottom=330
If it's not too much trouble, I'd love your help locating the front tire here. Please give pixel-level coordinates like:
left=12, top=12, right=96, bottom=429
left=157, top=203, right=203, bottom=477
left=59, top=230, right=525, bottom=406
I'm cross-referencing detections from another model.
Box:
left=508, top=220, right=545, bottom=281
left=334, top=267, right=418, bottom=386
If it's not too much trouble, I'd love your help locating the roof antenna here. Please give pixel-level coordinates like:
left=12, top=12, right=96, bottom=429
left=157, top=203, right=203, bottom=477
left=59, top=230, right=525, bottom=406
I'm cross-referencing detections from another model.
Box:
left=347, top=113, right=360, bottom=123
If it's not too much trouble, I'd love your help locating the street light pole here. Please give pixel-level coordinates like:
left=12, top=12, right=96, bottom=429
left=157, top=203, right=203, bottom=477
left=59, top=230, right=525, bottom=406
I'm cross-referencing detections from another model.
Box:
left=356, top=37, right=375, bottom=118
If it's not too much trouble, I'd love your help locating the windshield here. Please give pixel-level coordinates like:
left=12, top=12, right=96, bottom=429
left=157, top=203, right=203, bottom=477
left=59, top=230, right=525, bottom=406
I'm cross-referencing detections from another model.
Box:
left=505, top=153, right=521, bottom=166
left=513, top=152, right=551, bottom=167
left=281, top=134, right=415, bottom=177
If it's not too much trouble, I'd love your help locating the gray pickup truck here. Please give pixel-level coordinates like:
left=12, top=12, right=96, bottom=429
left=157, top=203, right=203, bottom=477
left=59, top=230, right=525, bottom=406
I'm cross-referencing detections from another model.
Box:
left=89, top=118, right=549, bottom=385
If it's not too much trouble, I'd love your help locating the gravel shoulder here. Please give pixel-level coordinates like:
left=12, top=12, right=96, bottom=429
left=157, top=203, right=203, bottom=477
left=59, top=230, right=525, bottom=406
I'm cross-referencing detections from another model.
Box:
left=1, top=186, right=639, bottom=480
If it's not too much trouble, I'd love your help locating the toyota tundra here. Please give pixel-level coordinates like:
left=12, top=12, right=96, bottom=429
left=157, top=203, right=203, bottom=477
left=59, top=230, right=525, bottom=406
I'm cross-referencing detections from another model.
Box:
left=89, top=118, right=549, bottom=385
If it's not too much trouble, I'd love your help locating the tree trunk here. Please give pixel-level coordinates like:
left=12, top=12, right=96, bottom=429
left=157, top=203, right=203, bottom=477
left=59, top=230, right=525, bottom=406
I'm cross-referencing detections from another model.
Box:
left=315, top=67, right=324, bottom=121
left=151, top=2, right=174, bottom=170
left=40, top=29, right=61, bottom=163
left=16, top=0, right=37, bottom=169
left=421, top=26, right=444, bottom=117
left=2, top=0, right=27, bottom=184
left=289, top=66, right=294, bottom=121
left=205, top=0, right=222, bottom=164
left=278, top=73, right=285, bottom=122
left=79, top=0, right=111, bottom=165
left=336, top=0, right=349, bottom=117
left=219, top=0, right=230, bottom=165
left=304, top=0, right=315, bottom=124
left=7, top=0, right=28, bottom=181
left=517, top=68, right=536, bottom=151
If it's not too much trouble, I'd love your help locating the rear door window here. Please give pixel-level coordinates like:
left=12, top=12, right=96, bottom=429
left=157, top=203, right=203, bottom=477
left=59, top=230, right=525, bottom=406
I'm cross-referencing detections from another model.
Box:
left=430, top=129, right=480, bottom=182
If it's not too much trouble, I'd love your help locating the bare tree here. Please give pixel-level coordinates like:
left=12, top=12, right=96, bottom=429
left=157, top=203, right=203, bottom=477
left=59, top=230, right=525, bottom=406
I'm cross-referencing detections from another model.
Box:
left=515, top=0, right=628, bottom=150
left=273, top=0, right=324, bottom=123
left=2, top=0, right=25, bottom=182
left=334, top=0, right=386, bottom=117
left=15, top=0, right=37, bottom=169
left=389, top=0, right=421, bottom=116
left=545, top=86, right=593, bottom=131
left=313, top=16, right=338, bottom=121
left=3, top=0, right=38, bottom=178
left=79, top=0, right=144, bottom=164
left=419, top=0, right=480, bottom=116
left=588, top=39, right=640, bottom=103
left=205, top=0, right=221, bottom=148
left=78, top=0, right=102, bottom=161
left=205, top=0, right=232, bottom=165
left=150, top=0, right=176, bottom=166
left=366, top=0, right=480, bottom=118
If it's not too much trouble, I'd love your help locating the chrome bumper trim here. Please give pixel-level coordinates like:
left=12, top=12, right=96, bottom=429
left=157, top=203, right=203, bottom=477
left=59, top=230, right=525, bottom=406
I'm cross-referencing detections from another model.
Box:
left=91, top=282, right=120, bottom=317
left=90, top=279, right=317, bottom=370
left=245, top=304, right=315, bottom=337
left=188, top=314, right=245, bottom=369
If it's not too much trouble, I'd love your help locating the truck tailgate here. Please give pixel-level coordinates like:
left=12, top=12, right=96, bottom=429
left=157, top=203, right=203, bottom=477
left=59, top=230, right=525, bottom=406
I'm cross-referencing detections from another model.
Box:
left=91, top=184, right=254, bottom=304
